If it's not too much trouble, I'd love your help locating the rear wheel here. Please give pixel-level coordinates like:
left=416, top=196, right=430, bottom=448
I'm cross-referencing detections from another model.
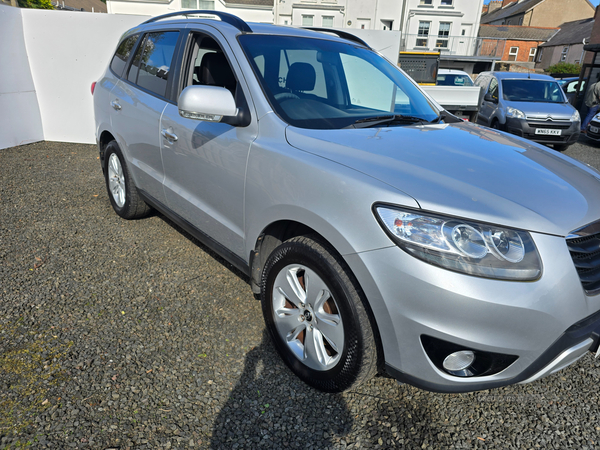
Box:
left=104, top=141, right=151, bottom=220
left=261, top=236, right=379, bottom=392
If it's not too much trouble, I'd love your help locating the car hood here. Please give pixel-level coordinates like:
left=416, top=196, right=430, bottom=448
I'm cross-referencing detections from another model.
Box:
left=285, top=122, right=600, bottom=236
left=505, top=101, right=575, bottom=120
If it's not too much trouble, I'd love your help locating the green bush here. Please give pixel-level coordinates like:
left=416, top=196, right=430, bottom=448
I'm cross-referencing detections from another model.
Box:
left=546, top=62, right=581, bottom=74
left=18, top=0, right=53, bottom=9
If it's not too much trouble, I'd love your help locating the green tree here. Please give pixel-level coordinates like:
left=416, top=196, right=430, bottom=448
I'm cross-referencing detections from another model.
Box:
left=546, top=62, right=581, bottom=74
left=18, top=0, right=54, bottom=8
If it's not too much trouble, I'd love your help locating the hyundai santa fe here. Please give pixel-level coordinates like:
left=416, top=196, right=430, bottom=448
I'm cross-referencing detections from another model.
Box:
left=93, top=11, right=600, bottom=393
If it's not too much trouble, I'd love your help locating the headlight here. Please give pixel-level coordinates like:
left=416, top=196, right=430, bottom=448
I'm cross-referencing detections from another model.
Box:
left=572, top=110, right=581, bottom=122
left=506, top=107, right=525, bottom=119
left=375, top=206, right=542, bottom=281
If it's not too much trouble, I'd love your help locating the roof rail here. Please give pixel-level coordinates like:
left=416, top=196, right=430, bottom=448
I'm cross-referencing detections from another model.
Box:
left=142, top=10, right=252, bottom=33
left=302, top=27, right=370, bottom=48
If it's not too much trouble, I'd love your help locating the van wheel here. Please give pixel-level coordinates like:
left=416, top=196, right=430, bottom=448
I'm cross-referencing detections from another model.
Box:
left=553, top=144, right=570, bottom=152
left=104, top=141, right=151, bottom=220
left=261, top=236, right=379, bottom=392
left=491, top=119, right=503, bottom=131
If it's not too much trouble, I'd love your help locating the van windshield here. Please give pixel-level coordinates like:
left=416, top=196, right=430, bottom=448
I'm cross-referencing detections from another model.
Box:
left=239, top=34, right=440, bottom=129
left=501, top=79, right=566, bottom=103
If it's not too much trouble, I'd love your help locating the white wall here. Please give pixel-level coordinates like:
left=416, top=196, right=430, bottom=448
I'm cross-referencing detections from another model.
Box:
left=22, top=10, right=149, bottom=145
left=0, top=5, right=44, bottom=150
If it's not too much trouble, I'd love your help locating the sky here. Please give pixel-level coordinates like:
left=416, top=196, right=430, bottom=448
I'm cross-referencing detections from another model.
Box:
left=483, top=0, right=600, bottom=5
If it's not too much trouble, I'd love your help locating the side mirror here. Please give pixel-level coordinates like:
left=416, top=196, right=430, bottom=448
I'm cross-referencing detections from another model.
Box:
left=178, top=85, right=237, bottom=122
left=484, top=93, right=497, bottom=103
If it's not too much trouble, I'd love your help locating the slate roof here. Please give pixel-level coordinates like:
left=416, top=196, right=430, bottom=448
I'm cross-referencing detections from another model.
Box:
left=478, top=24, right=559, bottom=41
left=539, top=17, right=594, bottom=47
left=480, top=0, right=545, bottom=24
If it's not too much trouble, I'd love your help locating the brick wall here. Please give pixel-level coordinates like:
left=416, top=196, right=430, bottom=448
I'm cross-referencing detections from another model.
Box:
left=503, top=40, right=543, bottom=63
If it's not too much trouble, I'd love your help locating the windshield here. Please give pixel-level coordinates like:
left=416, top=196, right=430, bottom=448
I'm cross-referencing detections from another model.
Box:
left=239, top=35, right=440, bottom=129
left=437, top=73, right=473, bottom=86
left=501, top=79, right=566, bottom=103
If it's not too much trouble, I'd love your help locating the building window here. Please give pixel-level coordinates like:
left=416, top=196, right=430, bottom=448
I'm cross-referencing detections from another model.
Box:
left=440, top=0, right=453, bottom=5
left=537, top=48, right=544, bottom=62
left=322, top=16, right=334, bottom=27
left=417, top=21, right=430, bottom=47
left=561, top=46, right=569, bottom=61
left=528, top=47, right=536, bottom=62
left=508, top=46, right=518, bottom=61
left=420, top=0, right=432, bottom=4
left=182, top=0, right=214, bottom=8
left=302, top=15, right=314, bottom=26
left=436, top=22, right=451, bottom=48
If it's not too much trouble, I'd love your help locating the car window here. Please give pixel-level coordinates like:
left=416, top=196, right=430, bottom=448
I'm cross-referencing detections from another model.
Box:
left=566, top=80, right=585, bottom=93
left=110, top=34, right=139, bottom=77
left=127, top=31, right=179, bottom=98
left=488, top=77, right=498, bottom=100
left=437, top=74, right=473, bottom=86
left=240, top=34, right=439, bottom=129
left=502, top=80, right=565, bottom=103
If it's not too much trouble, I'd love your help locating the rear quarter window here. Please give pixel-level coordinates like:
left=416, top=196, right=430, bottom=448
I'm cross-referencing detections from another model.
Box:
left=110, top=34, right=139, bottom=77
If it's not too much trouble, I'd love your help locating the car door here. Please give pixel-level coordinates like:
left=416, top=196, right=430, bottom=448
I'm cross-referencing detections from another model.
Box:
left=109, top=30, right=181, bottom=205
left=160, top=31, right=258, bottom=259
left=478, top=76, right=499, bottom=126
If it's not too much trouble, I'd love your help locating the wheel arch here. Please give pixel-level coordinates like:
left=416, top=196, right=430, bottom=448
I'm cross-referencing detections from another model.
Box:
left=98, top=130, right=116, bottom=172
left=249, top=219, right=385, bottom=373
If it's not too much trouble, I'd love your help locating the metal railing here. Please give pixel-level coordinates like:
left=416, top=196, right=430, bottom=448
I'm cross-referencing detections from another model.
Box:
left=401, top=34, right=506, bottom=58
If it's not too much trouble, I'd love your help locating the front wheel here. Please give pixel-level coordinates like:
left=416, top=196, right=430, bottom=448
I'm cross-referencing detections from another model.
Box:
left=553, top=143, right=570, bottom=152
left=104, top=141, right=151, bottom=220
left=261, top=236, right=379, bottom=392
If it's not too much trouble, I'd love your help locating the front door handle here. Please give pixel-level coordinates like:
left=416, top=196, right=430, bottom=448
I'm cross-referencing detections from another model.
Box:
left=161, top=128, right=178, bottom=142
left=111, top=100, right=122, bottom=111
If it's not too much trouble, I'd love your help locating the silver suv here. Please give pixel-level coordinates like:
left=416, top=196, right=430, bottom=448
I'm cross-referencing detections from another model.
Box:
left=93, top=11, right=600, bottom=393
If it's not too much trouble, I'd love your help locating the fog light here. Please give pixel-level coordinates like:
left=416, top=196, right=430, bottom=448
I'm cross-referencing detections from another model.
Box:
left=443, top=350, right=475, bottom=374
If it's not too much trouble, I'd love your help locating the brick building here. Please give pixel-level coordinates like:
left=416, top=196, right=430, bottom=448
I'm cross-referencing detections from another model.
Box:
left=481, top=0, right=594, bottom=28
left=478, top=24, right=559, bottom=69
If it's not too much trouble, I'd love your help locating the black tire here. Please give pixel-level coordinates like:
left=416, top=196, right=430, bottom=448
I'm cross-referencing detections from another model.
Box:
left=261, top=235, right=379, bottom=392
left=491, top=118, right=503, bottom=131
left=104, top=141, right=151, bottom=220
left=553, top=143, right=570, bottom=152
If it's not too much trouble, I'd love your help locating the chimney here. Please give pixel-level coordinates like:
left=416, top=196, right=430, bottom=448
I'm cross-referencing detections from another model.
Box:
left=487, top=1, right=502, bottom=13
left=482, top=5, right=488, bottom=14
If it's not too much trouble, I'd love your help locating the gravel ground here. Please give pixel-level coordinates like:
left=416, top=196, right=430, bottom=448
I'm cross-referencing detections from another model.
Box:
left=1, top=139, right=600, bottom=450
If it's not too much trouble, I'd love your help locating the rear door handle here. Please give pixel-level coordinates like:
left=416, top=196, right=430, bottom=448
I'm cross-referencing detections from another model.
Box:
left=161, top=128, right=178, bottom=142
left=110, top=100, right=122, bottom=111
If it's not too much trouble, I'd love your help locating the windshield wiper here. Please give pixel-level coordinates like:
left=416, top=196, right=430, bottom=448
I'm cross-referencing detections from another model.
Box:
left=347, top=114, right=430, bottom=129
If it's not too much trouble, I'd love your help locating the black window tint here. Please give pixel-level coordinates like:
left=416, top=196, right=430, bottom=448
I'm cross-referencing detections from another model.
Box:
left=127, top=34, right=146, bottom=84
left=110, top=34, right=139, bottom=77
left=135, top=32, right=179, bottom=98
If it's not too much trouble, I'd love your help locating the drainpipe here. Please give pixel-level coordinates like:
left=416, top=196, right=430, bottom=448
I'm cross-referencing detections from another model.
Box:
left=400, top=0, right=408, bottom=48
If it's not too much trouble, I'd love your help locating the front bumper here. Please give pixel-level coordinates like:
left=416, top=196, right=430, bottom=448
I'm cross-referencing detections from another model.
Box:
left=587, top=119, right=600, bottom=141
left=506, top=117, right=580, bottom=146
left=346, top=232, right=600, bottom=393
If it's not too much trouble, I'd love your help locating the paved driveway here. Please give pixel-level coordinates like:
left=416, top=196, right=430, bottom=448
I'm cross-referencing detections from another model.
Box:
left=1, top=139, right=599, bottom=449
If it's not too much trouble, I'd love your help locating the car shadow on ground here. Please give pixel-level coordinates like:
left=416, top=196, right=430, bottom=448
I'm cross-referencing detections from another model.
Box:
left=209, top=330, right=354, bottom=449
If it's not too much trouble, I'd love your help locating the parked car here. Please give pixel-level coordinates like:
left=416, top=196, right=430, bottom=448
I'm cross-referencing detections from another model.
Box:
left=474, top=71, right=580, bottom=151
left=586, top=113, right=600, bottom=141
left=557, top=76, right=586, bottom=105
left=423, top=68, right=480, bottom=121
left=93, top=11, right=600, bottom=394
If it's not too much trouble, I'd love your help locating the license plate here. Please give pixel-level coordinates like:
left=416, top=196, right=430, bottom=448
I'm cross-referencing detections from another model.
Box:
left=590, top=126, right=599, bottom=134
left=535, top=128, right=561, bottom=135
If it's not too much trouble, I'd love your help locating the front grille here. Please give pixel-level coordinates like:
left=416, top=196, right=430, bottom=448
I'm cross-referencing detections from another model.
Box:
left=567, top=226, right=600, bottom=294
left=526, top=121, right=572, bottom=130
